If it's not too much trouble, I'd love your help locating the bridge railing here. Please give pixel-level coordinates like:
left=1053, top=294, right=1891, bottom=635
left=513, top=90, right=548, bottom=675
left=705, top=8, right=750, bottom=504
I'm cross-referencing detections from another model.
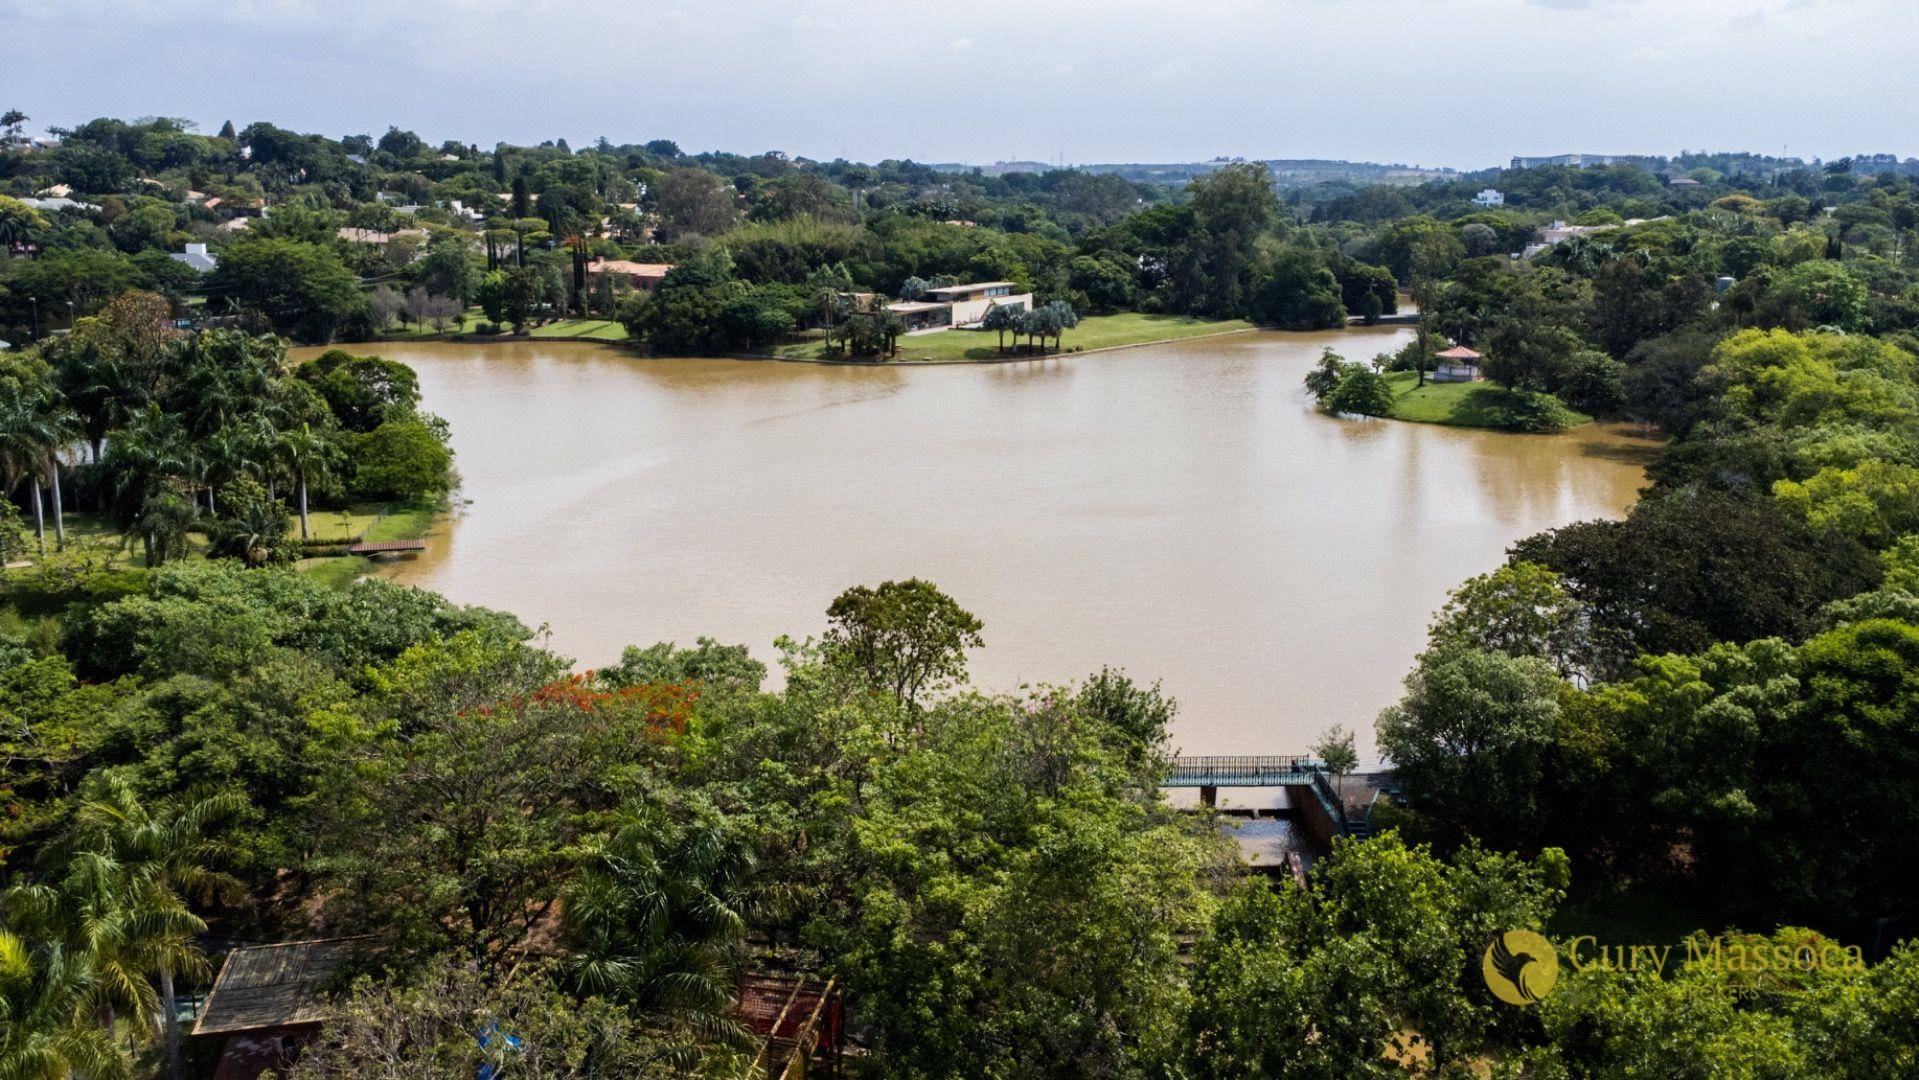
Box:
left=1165, top=755, right=1318, bottom=786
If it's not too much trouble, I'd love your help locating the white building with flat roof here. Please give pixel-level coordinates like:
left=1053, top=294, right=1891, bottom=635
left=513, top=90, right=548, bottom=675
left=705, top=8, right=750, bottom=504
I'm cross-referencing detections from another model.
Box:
left=1473, top=189, right=1505, bottom=207
left=921, top=282, right=1032, bottom=328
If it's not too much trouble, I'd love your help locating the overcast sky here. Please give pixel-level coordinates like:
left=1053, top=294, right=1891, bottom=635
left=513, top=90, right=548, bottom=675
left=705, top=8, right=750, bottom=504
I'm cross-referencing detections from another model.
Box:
left=4, top=0, right=1914, bottom=169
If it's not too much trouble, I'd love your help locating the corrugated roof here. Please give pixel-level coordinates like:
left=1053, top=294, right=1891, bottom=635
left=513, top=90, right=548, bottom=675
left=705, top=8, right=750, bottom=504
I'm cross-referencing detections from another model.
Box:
left=192, top=938, right=370, bottom=1036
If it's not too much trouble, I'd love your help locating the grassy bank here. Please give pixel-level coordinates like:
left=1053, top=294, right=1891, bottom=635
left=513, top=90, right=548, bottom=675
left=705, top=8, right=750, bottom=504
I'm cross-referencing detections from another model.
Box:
left=1383, top=372, right=1592, bottom=430
left=773, top=312, right=1256, bottom=363
left=1, top=499, right=440, bottom=627
left=527, top=318, right=629, bottom=341
left=354, top=308, right=629, bottom=345
left=296, top=500, right=442, bottom=588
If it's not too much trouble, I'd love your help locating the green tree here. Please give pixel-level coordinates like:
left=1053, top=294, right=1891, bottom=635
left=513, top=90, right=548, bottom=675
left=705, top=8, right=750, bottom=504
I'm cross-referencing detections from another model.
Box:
left=476, top=266, right=541, bottom=331
left=1510, top=490, right=1880, bottom=670
left=1303, top=347, right=1360, bottom=402
left=286, top=959, right=736, bottom=1078
left=205, top=477, right=293, bottom=567
left=273, top=422, right=343, bottom=540
left=1076, top=666, right=1178, bottom=770
left=43, top=291, right=174, bottom=463
left=293, top=349, right=421, bottom=433
left=1251, top=248, right=1347, bottom=330
left=307, top=632, right=662, bottom=968
left=564, top=796, right=778, bottom=1044
left=600, top=637, right=766, bottom=695
left=1326, top=368, right=1396, bottom=417
left=822, top=579, right=984, bottom=710
left=1173, top=163, right=1276, bottom=317
left=4, top=776, right=243, bottom=1078
left=1773, top=459, right=1919, bottom=549
left=1185, top=833, right=1567, bottom=1077
left=0, top=929, right=130, bottom=1080
left=1312, top=724, right=1359, bottom=799
left=0, top=372, right=78, bottom=554
left=982, top=302, right=1021, bottom=354
left=350, top=418, right=452, bottom=501
left=1376, top=647, right=1565, bottom=848
left=1428, top=561, right=1594, bottom=680
left=650, top=168, right=741, bottom=240
left=206, top=238, right=367, bottom=341
left=0, top=195, right=50, bottom=251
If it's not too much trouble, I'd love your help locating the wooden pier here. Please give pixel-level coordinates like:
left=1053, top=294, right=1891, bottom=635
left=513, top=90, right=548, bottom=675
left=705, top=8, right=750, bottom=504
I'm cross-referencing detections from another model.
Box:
left=345, top=539, right=427, bottom=556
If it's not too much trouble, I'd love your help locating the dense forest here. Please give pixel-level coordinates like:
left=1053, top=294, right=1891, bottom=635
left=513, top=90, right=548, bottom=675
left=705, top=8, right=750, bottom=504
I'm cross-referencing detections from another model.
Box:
left=5, top=113, right=1919, bottom=1078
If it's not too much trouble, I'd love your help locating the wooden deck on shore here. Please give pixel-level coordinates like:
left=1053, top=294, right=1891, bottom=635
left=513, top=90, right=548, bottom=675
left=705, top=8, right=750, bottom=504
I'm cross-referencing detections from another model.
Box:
left=345, top=539, right=427, bottom=556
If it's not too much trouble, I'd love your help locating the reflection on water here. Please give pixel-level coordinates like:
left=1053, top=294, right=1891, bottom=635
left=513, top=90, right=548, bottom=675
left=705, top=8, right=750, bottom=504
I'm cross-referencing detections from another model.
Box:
left=300, top=329, right=1653, bottom=760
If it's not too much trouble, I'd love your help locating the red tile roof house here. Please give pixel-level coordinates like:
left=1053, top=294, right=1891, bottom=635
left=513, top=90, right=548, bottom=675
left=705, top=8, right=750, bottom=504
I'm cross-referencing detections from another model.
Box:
left=585, top=258, right=675, bottom=293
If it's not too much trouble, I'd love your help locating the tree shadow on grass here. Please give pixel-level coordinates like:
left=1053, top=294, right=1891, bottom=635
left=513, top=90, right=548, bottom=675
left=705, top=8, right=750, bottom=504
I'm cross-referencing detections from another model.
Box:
left=1444, top=386, right=1533, bottom=428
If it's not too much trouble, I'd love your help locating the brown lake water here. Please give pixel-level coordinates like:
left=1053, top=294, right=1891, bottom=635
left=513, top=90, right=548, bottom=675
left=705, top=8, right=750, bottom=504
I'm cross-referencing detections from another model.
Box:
left=306, top=329, right=1654, bottom=763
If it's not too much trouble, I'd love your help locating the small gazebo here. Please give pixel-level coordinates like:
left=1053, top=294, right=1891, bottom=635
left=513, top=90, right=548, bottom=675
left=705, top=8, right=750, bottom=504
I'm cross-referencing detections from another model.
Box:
left=1432, top=346, right=1483, bottom=383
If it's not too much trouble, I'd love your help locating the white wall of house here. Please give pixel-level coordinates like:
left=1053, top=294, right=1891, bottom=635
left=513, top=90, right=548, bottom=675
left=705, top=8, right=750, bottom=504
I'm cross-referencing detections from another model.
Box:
left=950, top=294, right=1032, bottom=327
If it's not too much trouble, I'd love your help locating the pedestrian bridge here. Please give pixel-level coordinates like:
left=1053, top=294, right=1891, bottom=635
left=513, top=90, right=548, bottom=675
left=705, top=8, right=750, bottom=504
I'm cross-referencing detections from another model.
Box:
left=1164, top=756, right=1374, bottom=840
left=1163, top=755, right=1321, bottom=787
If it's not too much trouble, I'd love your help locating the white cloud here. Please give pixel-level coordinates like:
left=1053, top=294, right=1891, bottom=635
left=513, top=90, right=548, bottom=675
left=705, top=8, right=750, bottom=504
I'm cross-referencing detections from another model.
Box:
left=3, top=0, right=1914, bottom=168
left=1147, top=58, right=1189, bottom=83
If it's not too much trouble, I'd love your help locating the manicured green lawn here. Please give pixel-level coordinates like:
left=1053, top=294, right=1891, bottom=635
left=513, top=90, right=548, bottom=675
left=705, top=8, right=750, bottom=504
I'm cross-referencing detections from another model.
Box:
left=1383, top=372, right=1591, bottom=429
left=4, top=511, right=189, bottom=572
left=773, top=312, right=1256, bottom=363
left=370, top=307, right=485, bottom=340
left=296, top=500, right=442, bottom=587
left=4, top=501, right=443, bottom=592
left=528, top=318, right=630, bottom=341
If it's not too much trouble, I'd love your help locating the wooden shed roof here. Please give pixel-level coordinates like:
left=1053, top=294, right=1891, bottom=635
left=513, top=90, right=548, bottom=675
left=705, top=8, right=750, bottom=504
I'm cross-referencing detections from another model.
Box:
left=192, top=938, right=370, bottom=1036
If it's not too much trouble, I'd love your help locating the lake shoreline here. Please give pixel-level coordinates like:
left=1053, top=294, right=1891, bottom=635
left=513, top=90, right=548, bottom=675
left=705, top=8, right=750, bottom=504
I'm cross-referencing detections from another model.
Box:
left=343, top=330, right=1650, bottom=761
left=330, top=326, right=1619, bottom=435
left=342, top=314, right=1264, bottom=368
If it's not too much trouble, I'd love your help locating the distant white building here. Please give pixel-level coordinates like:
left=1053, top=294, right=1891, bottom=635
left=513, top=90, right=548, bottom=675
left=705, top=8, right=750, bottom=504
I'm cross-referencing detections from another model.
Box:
left=1521, top=218, right=1621, bottom=259
left=21, top=196, right=98, bottom=213
left=1472, top=189, right=1505, bottom=208
left=886, top=282, right=1033, bottom=334
left=170, top=242, right=218, bottom=273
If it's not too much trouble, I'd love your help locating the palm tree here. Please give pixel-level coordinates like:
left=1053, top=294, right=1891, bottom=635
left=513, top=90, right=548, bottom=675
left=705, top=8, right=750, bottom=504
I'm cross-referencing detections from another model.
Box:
left=103, top=407, right=190, bottom=557
left=564, top=799, right=798, bottom=1049
left=274, top=424, right=342, bottom=540
left=0, top=931, right=129, bottom=1080
left=0, top=378, right=78, bottom=554
left=3, top=777, right=244, bottom=1080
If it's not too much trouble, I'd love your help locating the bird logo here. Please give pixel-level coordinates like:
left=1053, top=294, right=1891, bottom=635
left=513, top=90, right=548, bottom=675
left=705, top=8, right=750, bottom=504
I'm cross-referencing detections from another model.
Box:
left=1482, top=930, right=1559, bottom=1006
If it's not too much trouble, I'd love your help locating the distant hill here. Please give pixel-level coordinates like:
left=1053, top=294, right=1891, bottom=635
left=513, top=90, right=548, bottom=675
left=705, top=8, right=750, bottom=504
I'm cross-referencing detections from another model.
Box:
left=929, top=157, right=1461, bottom=187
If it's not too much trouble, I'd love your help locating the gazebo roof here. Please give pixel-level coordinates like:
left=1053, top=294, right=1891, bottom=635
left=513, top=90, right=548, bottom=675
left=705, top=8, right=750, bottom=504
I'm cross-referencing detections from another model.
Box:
left=1435, top=346, right=1481, bottom=361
